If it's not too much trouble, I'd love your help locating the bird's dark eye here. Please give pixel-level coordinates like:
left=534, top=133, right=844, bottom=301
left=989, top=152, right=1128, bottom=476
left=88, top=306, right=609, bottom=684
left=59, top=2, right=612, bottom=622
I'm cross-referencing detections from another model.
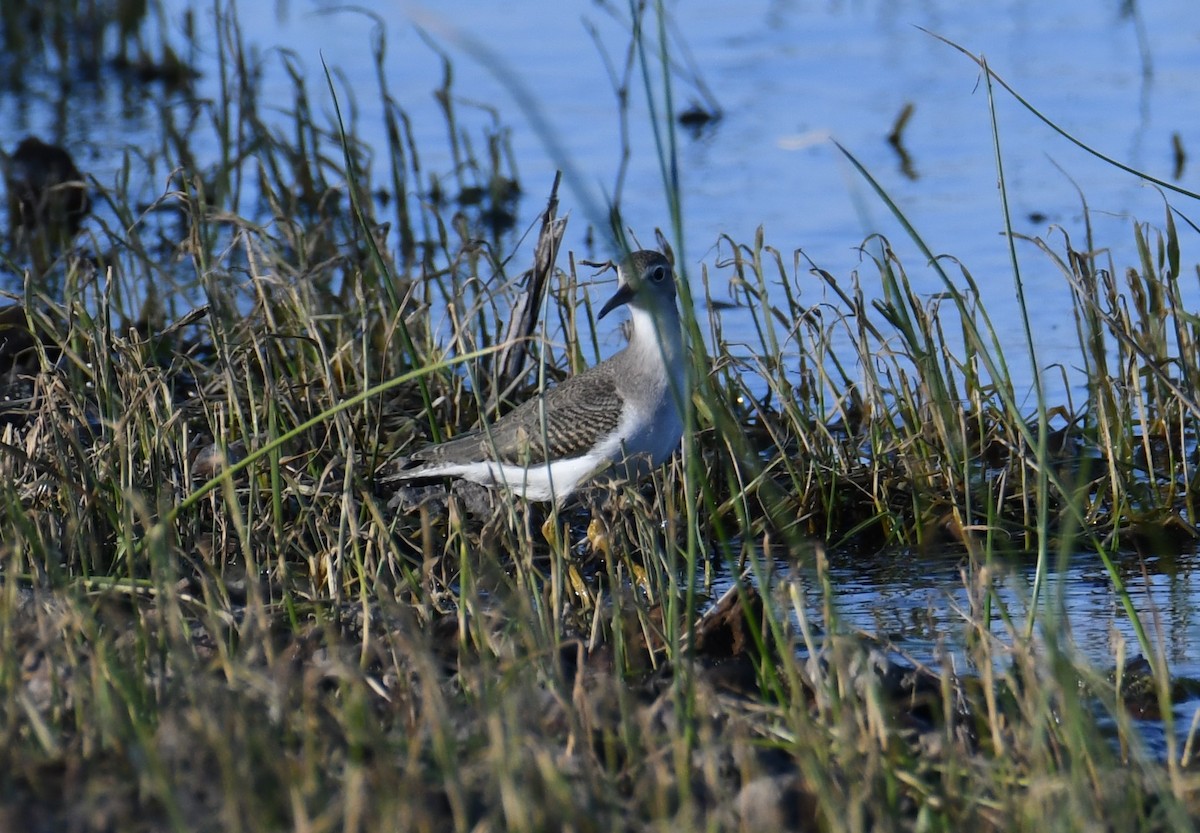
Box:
left=649, top=264, right=667, bottom=283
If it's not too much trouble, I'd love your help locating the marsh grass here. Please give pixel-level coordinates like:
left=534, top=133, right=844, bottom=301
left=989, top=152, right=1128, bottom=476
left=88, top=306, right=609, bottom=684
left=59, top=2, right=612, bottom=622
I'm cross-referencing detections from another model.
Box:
left=0, top=2, right=1199, bottom=831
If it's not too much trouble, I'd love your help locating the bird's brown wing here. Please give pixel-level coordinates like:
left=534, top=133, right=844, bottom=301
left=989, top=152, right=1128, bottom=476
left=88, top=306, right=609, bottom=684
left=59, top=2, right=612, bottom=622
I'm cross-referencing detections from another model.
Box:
left=413, top=371, right=624, bottom=467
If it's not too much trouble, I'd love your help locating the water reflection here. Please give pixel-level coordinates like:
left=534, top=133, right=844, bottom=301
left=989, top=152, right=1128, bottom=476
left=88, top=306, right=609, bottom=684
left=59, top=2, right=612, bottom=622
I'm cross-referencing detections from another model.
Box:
left=797, top=547, right=1200, bottom=679
left=701, top=544, right=1200, bottom=755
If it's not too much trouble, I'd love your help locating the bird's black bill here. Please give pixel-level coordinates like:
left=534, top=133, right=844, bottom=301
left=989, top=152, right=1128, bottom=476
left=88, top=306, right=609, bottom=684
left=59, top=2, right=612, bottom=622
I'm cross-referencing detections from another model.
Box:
left=598, top=282, right=635, bottom=319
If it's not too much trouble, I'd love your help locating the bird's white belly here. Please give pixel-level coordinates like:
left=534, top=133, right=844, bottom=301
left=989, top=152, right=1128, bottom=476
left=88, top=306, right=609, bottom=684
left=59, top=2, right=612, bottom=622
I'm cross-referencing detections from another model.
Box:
left=476, top=391, right=681, bottom=501
left=415, top=402, right=679, bottom=502
left=476, top=455, right=609, bottom=501
left=612, top=386, right=683, bottom=470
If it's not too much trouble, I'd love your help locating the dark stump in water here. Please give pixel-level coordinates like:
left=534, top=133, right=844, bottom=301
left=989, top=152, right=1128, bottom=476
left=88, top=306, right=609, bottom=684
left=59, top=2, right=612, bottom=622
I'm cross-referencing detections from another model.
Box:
left=5, top=136, right=91, bottom=239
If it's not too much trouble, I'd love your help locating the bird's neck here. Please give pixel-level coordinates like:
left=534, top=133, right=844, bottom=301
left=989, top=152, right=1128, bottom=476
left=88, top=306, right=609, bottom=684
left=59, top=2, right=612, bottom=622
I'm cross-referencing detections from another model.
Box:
left=625, top=304, right=685, bottom=374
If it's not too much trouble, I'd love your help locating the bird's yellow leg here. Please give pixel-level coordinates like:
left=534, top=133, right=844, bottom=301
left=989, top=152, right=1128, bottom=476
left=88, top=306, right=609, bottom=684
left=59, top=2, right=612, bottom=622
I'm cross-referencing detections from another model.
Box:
left=590, top=505, right=651, bottom=593
left=586, top=514, right=611, bottom=559
left=540, top=513, right=563, bottom=550
left=540, top=512, right=596, bottom=606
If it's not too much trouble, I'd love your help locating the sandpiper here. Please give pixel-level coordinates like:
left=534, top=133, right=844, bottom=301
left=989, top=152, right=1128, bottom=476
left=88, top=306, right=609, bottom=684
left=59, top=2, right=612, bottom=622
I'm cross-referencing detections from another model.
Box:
left=393, top=249, right=686, bottom=503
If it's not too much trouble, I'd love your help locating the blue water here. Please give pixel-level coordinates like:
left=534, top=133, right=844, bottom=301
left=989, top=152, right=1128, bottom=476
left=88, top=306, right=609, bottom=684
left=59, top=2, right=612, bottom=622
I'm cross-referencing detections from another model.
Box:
left=784, top=545, right=1200, bottom=755
left=181, top=0, right=1200, bottom=402
left=12, top=0, right=1199, bottom=400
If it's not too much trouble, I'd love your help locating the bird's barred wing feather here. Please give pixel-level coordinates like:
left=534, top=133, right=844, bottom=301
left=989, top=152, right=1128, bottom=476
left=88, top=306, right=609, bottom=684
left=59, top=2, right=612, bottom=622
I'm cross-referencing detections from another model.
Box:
left=411, top=372, right=624, bottom=467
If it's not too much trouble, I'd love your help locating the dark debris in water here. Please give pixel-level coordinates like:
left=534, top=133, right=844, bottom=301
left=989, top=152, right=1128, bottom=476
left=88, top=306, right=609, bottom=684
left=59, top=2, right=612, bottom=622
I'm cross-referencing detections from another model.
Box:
left=110, top=47, right=200, bottom=89
left=1114, top=655, right=1200, bottom=721
left=4, top=136, right=91, bottom=239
